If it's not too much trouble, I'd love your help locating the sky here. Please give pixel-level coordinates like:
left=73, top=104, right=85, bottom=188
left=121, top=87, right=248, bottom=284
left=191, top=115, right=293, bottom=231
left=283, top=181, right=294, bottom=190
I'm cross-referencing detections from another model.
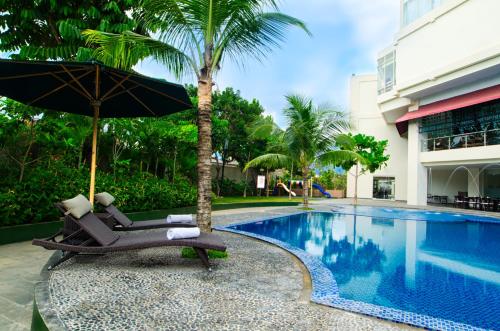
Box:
left=0, top=1, right=400, bottom=128
left=134, top=0, right=401, bottom=127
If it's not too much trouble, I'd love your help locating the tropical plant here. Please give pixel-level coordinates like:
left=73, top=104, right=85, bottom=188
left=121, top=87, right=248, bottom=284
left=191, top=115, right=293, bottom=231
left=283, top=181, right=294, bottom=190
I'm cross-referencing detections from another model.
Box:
left=212, top=88, right=266, bottom=194
left=83, top=0, right=310, bottom=231
left=0, top=0, right=140, bottom=60
left=334, top=133, right=390, bottom=204
left=244, top=95, right=357, bottom=207
left=317, top=169, right=346, bottom=191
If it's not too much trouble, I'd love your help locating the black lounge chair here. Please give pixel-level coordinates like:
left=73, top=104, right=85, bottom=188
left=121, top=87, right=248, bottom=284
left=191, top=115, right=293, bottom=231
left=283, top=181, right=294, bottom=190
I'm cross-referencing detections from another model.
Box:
left=56, top=202, right=196, bottom=231
left=32, top=211, right=226, bottom=270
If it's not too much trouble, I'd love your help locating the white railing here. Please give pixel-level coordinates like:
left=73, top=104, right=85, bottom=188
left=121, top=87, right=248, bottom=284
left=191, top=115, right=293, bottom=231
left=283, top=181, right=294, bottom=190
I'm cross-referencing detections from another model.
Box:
left=422, top=128, right=500, bottom=152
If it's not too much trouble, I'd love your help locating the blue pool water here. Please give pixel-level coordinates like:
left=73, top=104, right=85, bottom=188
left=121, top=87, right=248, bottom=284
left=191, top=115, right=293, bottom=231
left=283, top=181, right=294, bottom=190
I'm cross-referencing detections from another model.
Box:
left=228, top=207, right=500, bottom=330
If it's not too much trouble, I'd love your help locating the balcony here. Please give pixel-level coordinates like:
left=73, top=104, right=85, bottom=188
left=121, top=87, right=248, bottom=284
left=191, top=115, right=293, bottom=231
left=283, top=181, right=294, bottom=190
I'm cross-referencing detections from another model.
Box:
left=422, top=128, right=500, bottom=152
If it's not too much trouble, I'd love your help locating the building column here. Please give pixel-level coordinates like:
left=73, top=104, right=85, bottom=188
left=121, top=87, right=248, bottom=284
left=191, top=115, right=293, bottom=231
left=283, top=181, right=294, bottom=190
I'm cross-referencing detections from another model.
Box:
left=407, top=121, right=428, bottom=205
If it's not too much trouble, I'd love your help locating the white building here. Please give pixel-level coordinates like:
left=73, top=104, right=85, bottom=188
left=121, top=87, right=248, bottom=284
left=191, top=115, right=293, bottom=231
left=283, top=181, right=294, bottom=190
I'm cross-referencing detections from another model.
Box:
left=347, top=0, right=500, bottom=206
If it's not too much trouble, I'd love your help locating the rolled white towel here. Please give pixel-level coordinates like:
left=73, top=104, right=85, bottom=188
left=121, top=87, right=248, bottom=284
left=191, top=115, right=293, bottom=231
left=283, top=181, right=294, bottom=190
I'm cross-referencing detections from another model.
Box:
left=166, top=227, right=201, bottom=240
left=166, top=214, right=193, bottom=223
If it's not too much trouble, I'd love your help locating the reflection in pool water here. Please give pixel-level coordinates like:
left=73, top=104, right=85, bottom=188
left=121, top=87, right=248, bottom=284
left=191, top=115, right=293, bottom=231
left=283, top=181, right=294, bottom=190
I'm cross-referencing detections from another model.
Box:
left=229, top=210, right=500, bottom=330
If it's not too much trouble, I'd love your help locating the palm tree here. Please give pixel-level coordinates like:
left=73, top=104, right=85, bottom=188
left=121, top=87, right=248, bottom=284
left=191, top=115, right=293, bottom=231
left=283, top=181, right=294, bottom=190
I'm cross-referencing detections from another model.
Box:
left=83, top=0, right=310, bottom=231
left=244, top=94, right=361, bottom=208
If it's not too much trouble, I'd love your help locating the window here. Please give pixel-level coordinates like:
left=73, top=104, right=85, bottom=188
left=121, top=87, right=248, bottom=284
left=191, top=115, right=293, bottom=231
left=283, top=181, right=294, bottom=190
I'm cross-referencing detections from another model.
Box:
left=377, top=51, right=395, bottom=95
left=403, top=0, right=443, bottom=26
left=373, top=177, right=395, bottom=200
left=420, top=99, right=500, bottom=151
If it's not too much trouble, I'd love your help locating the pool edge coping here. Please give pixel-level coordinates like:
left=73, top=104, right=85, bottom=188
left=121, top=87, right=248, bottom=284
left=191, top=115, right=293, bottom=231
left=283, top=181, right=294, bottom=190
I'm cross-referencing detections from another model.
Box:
left=214, top=211, right=488, bottom=331
left=34, top=251, right=69, bottom=330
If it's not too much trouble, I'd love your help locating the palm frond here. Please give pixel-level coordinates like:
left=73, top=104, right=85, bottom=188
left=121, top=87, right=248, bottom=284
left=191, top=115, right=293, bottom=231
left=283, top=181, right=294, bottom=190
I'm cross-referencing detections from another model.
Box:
left=243, top=153, right=291, bottom=172
left=213, top=11, right=311, bottom=70
left=316, top=150, right=365, bottom=167
left=139, top=0, right=203, bottom=67
left=248, top=115, right=282, bottom=140
left=82, top=30, right=192, bottom=77
left=334, top=133, right=356, bottom=150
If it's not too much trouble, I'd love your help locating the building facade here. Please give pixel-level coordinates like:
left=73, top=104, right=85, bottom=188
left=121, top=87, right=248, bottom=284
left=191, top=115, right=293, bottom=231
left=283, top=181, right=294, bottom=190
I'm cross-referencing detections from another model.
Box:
left=347, top=0, right=500, bottom=205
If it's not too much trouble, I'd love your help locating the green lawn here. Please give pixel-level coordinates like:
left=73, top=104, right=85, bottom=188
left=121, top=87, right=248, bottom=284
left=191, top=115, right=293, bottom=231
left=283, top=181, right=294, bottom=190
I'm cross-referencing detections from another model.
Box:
left=128, top=196, right=302, bottom=221
left=213, top=196, right=302, bottom=204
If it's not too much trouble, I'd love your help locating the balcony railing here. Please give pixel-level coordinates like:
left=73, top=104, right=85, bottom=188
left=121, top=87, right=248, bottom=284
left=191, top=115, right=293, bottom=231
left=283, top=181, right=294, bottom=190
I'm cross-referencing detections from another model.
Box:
left=422, top=128, right=500, bottom=152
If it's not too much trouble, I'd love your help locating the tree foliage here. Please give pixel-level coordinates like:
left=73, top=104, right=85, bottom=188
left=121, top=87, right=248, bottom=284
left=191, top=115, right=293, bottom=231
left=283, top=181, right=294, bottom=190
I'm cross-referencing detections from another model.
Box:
left=245, top=94, right=353, bottom=207
left=0, top=0, right=140, bottom=60
left=82, top=0, right=310, bottom=231
left=332, top=133, right=390, bottom=203
left=0, top=85, right=273, bottom=226
left=334, top=133, right=390, bottom=173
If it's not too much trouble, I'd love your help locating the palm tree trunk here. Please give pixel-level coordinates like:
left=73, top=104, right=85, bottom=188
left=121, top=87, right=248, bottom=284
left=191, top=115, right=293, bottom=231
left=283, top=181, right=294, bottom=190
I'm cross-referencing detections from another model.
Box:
left=266, top=168, right=270, bottom=197
left=289, top=162, right=294, bottom=200
left=243, top=151, right=250, bottom=198
left=302, top=167, right=309, bottom=208
left=354, top=163, right=359, bottom=205
left=196, top=73, right=213, bottom=232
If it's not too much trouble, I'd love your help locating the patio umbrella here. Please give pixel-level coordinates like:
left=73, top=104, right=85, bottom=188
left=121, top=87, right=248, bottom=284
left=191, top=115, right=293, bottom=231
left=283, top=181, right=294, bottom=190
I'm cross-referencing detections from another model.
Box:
left=0, top=59, right=192, bottom=204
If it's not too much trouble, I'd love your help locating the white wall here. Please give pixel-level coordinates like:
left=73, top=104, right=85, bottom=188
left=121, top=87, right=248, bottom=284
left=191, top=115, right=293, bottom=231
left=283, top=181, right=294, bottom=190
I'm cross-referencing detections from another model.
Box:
left=396, top=0, right=500, bottom=90
left=347, top=75, right=408, bottom=201
left=428, top=168, right=468, bottom=201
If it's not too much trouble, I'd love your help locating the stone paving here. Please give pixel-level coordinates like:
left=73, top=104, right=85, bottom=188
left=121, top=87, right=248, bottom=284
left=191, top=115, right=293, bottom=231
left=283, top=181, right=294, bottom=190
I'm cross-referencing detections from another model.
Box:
left=0, top=240, right=52, bottom=330
left=42, top=206, right=417, bottom=331
left=3, top=199, right=497, bottom=330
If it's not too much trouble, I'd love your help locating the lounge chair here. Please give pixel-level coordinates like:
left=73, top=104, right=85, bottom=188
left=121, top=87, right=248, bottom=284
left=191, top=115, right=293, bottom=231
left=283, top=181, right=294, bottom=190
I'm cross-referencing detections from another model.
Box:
left=32, top=211, right=226, bottom=270
left=54, top=202, right=196, bottom=231
left=93, top=192, right=197, bottom=231
left=100, top=204, right=197, bottom=231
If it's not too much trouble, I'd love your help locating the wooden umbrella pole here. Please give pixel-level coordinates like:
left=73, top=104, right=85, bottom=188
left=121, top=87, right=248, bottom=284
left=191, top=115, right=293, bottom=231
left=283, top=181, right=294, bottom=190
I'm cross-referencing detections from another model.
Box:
left=89, top=105, right=100, bottom=205
left=89, top=65, right=101, bottom=206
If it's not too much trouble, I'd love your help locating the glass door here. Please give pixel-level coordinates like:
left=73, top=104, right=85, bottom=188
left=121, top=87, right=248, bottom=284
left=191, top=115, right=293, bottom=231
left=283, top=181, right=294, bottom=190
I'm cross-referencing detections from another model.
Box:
left=373, top=177, right=395, bottom=200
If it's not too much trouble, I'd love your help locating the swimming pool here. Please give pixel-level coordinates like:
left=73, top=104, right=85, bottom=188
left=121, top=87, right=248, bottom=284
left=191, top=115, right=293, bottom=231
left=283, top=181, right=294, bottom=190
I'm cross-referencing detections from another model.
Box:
left=217, top=207, right=500, bottom=330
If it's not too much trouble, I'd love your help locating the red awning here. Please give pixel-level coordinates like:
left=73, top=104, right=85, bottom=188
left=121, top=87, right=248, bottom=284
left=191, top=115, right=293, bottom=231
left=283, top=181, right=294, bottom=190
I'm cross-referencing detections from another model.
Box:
left=395, top=84, right=500, bottom=135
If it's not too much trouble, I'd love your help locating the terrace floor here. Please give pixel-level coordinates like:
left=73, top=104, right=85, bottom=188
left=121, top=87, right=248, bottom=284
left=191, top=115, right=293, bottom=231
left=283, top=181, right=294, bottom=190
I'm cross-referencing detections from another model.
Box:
left=3, top=199, right=497, bottom=330
left=0, top=241, right=52, bottom=330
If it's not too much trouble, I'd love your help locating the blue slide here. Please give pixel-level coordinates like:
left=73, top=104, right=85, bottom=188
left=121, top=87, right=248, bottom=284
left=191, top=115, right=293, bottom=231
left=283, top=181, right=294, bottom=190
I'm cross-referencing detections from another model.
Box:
left=313, top=183, right=332, bottom=198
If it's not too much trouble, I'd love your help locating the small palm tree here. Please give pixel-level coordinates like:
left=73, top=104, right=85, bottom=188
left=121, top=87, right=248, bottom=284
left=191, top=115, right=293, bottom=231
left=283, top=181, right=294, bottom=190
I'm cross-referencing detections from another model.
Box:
left=83, top=0, right=310, bottom=231
left=245, top=94, right=361, bottom=208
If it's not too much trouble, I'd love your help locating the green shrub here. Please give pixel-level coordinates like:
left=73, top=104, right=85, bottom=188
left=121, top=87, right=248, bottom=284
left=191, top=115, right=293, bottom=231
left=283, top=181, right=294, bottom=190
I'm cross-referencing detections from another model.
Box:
left=0, top=161, right=196, bottom=226
left=215, top=178, right=247, bottom=196
left=181, top=247, right=228, bottom=259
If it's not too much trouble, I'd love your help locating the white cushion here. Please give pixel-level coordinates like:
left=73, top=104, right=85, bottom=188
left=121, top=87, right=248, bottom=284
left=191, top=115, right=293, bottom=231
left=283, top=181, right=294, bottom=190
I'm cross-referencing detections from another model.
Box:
left=95, top=192, right=115, bottom=207
left=62, top=194, right=92, bottom=219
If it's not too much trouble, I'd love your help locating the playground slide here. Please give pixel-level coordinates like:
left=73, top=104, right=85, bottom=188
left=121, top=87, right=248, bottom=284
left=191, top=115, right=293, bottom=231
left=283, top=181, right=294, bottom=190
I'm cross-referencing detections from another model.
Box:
left=277, top=183, right=297, bottom=196
left=313, top=183, right=332, bottom=198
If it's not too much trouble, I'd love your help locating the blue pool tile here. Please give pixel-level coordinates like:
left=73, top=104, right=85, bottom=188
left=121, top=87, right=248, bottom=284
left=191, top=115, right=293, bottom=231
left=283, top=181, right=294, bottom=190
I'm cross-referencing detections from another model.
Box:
left=214, top=209, right=500, bottom=331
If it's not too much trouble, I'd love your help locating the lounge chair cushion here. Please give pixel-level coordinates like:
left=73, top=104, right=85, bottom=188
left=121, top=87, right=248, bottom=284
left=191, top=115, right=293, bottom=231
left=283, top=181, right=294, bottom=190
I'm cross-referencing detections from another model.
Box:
left=104, top=205, right=133, bottom=227
left=62, top=194, right=92, bottom=219
left=95, top=192, right=115, bottom=207
left=77, top=212, right=120, bottom=246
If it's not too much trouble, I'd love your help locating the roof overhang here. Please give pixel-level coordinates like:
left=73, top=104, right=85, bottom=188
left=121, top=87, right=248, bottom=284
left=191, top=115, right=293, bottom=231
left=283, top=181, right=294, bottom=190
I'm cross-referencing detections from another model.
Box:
left=395, top=84, right=500, bottom=135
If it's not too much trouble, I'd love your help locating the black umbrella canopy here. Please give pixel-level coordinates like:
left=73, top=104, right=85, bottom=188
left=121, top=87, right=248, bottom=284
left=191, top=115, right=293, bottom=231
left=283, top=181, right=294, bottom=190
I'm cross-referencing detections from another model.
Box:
left=0, top=59, right=192, bottom=117
left=0, top=59, right=192, bottom=204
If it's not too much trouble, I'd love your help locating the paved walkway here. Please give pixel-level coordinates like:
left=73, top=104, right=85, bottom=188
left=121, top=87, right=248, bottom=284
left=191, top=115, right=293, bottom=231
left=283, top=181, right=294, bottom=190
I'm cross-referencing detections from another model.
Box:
left=1, top=201, right=497, bottom=330
left=0, top=241, right=52, bottom=330
left=41, top=207, right=418, bottom=331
